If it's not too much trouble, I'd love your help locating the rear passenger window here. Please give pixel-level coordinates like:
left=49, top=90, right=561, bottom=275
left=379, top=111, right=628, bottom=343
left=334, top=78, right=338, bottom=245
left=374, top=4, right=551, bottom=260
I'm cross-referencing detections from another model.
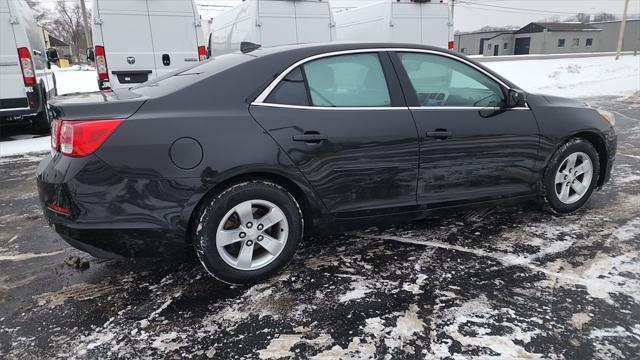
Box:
left=265, top=67, right=309, bottom=106
left=303, top=53, right=391, bottom=107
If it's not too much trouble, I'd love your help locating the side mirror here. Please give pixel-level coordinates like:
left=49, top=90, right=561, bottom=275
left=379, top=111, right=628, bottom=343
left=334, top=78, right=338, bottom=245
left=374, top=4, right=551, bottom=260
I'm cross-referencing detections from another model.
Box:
left=46, top=48, right=59, bottom=62
left=506, top=89, right=526, bottom=108
left=86, top=48, right=95, bottom=62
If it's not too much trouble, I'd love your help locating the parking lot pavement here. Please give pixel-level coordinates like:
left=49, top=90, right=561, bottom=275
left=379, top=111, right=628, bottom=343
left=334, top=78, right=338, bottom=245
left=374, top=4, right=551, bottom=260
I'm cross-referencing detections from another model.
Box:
left=0, top=96, right=638, bottom=359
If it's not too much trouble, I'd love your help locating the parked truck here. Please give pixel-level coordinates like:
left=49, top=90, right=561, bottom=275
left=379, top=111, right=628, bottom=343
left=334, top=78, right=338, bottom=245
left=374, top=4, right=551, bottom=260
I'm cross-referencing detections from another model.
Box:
left=0, top=0, right=58, bottom=133
left=334, top=0, right=452, bottom=49
left=90, top=0, right=207, bottom=90
left=207, top=0, right=336, bottom=56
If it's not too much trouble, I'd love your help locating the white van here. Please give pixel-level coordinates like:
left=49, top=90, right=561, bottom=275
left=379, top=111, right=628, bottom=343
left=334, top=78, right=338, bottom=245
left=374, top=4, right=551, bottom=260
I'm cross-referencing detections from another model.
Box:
left=0, top=0, right=57, bottom=133
left=334, top=0, right=452, bottom=49
left=207, top=0, right=336, bottom=56
left=90, top=0, right=207, bottom=90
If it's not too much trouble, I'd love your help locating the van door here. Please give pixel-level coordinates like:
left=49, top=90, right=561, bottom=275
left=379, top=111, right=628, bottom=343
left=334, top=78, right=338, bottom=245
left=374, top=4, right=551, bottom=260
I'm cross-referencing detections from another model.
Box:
left=96, top=0, right=155, bottom=88
left=390, top=3, right=422, bottom=44
left=257, top=1, right=297, bottom=47
left=147, top=0, right=200, bottom=78
left=294, top=1, right=333, bottom=44
left=0, top=0, right=27, bottom=107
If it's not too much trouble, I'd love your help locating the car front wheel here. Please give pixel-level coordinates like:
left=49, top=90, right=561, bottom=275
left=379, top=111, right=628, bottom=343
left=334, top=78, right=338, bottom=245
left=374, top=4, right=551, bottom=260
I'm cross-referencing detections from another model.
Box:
left=194, top=181, right=303, bottom=284
left=542, top=138, right=600, bottom=214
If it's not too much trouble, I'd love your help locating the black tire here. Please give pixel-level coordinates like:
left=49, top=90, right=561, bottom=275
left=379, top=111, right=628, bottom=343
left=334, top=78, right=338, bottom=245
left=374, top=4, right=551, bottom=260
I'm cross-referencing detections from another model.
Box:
left=193, top=180, right=304, bottom=285
left=31, top=84, right=51, bottom=134
left=541, top=138, right=600, bottom=214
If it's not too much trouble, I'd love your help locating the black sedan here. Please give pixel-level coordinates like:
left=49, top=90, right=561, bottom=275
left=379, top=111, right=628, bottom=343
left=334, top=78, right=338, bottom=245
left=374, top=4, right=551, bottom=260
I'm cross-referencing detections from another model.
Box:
left=37, top=43, right=616, bottom=284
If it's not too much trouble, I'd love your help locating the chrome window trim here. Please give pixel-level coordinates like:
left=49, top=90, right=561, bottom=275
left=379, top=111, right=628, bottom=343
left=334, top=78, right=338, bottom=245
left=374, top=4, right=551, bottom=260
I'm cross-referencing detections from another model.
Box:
left=409, top=106, right=531, bottom=111
left=252, top=47, right=517, bottom=107
left=251, top=103, right=408, bottom=111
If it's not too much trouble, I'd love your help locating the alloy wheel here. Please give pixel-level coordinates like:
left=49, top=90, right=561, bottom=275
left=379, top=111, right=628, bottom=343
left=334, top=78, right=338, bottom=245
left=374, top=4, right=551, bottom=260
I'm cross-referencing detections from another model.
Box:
left=554, top=151, right=593, bottom=205
left=215, top=199, right=289, bottom=271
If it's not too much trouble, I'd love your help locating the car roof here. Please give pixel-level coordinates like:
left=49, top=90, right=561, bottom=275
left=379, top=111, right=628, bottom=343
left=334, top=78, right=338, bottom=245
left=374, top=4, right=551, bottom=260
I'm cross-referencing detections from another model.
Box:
left=247, top=41, right=448, bottom=57
left=242, top=42, right=520, bottom=91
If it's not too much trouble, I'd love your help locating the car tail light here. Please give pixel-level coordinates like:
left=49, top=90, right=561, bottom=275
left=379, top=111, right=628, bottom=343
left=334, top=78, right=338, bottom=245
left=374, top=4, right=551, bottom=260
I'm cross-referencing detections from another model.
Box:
left=54, top=119, right=123, bottom=157
left=18, top=47, right=36, bottom=85
left=198, top=45, right=207, bottom=61
left=51, top=119, right=62, bottom=151
left=95, top=45, right=109, bottom=81
left=448, top=41, right=454, bottom=50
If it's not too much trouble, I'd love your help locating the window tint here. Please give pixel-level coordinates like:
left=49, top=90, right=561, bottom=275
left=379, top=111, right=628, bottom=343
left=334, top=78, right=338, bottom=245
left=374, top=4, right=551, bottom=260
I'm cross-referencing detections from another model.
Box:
left=586, top=38, right=593, bottom=47
left=558, top=39, right=566, bottom=48
left=398, top=52, right=504, bottom=108
left=265, top=67, right=309, bottom=106
left=303, top=53, right=391, bottom=107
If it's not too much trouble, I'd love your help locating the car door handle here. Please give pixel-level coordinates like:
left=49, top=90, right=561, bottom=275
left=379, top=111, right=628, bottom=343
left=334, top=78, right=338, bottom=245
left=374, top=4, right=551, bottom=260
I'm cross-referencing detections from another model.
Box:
left=293, top=133, right=328, bottom=144
left=426, top=130, right=452, bottom=140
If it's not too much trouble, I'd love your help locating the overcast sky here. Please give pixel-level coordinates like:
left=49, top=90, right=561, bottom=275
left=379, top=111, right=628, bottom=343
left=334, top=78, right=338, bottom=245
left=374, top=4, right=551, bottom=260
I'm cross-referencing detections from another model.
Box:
left=195, top=0, right=639, bottom=32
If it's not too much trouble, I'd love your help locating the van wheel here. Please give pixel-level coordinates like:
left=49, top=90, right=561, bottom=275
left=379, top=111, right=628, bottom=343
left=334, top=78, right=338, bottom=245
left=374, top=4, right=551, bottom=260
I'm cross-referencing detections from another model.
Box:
left=31, top=105, right=51, bottom=135
left=541, top=138, right=600, bottom=214
left=31, top=85, right=51, bottom=134
left=194, top=181, right=304, bottom=285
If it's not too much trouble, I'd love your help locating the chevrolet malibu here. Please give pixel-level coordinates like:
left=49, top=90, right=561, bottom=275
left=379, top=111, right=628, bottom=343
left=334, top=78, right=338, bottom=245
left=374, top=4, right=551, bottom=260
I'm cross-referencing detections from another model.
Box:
left=37, top=43, right=616, bottom=284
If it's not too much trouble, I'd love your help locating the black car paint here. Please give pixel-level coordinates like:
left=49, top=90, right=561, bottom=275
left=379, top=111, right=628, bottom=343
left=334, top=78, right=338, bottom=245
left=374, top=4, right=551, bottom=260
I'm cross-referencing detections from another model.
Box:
left=37, top=43, right=616, bottom=258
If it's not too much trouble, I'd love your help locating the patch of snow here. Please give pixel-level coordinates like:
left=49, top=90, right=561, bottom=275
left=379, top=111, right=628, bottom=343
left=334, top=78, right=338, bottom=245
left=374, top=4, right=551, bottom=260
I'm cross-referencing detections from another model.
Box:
left=52, top=66, right=99, bottom=95
left=0, top=136, right=51, bottom=157
left=0, top=250, right=64, bottom=262
left=338, top=280, right=374, bottom=303
left=485, top=55, right=640, bottom=98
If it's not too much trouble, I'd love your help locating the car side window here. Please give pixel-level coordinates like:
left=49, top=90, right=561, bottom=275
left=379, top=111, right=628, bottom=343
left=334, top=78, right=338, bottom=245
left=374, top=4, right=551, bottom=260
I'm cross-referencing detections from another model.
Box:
left=397, top=52, right=505, bottom=108
left=265, top=67, right=309, bottom=106
left=302, top=53, right=391, bottom=107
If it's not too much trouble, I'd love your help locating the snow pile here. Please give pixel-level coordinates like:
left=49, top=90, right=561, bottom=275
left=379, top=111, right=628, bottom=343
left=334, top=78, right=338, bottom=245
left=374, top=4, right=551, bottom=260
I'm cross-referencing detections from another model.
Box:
left=485, top=55, right=640, bottom=98
left=52, top=66, right=99, bottom=95
left=0, top=136, right=50, bottom=158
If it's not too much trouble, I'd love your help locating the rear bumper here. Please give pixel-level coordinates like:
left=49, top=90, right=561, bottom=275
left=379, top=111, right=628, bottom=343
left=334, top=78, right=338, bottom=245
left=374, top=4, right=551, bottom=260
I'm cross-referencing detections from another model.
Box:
left=36, top=153, right=197, bottom=259
left=0, top=85, right=44, bottom=120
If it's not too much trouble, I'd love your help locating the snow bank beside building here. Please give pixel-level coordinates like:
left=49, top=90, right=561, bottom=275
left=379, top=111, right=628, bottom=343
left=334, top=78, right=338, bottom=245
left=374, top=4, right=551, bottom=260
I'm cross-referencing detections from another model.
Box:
left=485, top=55, right=640, bottom=98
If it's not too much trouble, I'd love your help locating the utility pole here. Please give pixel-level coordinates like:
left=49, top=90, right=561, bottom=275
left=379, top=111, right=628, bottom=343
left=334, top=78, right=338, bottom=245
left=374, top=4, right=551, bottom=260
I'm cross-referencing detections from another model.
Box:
left=615, top=0, right=630, bottom=60
left=79, top=0, right=92, bottom=61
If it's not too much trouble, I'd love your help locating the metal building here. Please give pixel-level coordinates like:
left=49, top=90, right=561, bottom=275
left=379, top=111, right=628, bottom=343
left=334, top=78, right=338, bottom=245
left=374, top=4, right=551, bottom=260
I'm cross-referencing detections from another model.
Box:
left=455, top=20, right=640, bottom=56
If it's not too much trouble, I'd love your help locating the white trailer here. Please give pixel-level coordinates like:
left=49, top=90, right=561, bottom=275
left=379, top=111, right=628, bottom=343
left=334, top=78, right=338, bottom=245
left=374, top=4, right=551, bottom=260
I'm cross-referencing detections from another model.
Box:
left=208, top=0, right=336, bottom=56
left=90, top=0, right=207, bottom=90
left=334, top=0, right=452, bottom=49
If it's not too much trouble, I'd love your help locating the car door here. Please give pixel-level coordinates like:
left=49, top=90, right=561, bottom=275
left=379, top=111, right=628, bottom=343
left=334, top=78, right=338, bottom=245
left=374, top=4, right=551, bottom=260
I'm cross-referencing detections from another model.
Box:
left=389, top=50, right=540, bottom=207
left=250, top=51, right=419, bottom=217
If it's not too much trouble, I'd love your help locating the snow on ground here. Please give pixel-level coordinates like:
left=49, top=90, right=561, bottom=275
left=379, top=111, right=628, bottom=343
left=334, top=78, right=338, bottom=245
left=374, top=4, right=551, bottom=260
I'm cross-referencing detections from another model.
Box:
left=484, top=55, right=640, bottom=98
left=52, top=65, right=99, bottom=95
left=0, top=136, right=50, bottom=158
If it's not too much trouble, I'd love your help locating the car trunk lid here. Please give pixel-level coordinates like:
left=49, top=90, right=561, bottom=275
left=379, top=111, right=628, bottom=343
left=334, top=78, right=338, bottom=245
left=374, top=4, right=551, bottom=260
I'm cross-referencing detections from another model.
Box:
left=49, top=88, right=147, bottom=120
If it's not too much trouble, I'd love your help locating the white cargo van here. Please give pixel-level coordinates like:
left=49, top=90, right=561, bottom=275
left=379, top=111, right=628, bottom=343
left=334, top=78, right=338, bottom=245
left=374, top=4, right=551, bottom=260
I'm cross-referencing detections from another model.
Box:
left=334, top=0, right=452, bottom=49
left=90, top=0, right=207, bottom=90
left=208, top=0, right=336, bottom=56
left=0, top=0, right=57, bottom=133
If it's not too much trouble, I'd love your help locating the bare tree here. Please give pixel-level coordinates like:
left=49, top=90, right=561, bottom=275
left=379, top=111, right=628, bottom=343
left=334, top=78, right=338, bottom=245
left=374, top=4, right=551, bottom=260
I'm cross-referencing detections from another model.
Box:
left=46, top=1, right=90, bottom=63
left=592, top=12, right=619, bottom=22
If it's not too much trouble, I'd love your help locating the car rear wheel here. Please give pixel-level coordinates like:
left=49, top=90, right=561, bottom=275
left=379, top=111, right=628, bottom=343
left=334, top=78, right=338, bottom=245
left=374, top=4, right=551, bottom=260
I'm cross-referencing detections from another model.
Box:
left=542, top=138, right=600, bottom=214
left=194, top=181, right=303, bottom=284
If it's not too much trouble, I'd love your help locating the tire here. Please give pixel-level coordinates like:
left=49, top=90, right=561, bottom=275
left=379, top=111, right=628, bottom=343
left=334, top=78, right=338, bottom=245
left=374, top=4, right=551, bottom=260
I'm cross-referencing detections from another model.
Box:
left=31, top=84, right=51, bottom=134
left=541, top=138, right=600, bottom=214
left=194, top=180, right=304, bottom=285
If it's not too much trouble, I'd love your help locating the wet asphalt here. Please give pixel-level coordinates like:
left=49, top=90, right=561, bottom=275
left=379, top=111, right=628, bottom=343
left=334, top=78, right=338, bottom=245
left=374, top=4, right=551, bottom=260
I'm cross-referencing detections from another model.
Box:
left=0, top=95, right=639, bottom=359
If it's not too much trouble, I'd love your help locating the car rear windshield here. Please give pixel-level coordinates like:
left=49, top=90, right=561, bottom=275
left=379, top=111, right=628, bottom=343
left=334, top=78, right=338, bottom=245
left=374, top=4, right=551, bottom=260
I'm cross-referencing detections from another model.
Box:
left=131, top=53, right=254, bottom=96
